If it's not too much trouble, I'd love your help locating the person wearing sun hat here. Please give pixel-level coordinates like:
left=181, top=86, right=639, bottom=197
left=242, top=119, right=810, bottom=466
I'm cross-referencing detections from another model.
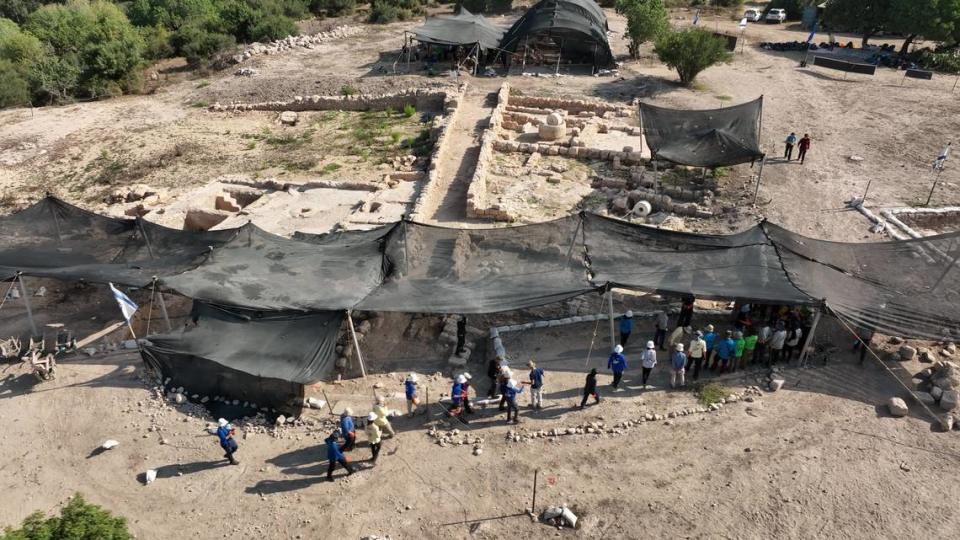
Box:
left=404, top=373, right=419, bottom=417
left=640, top=340, right=658, bottom=389
left=365, top=412, right=383, bottom=463
left=607, top=344, right=627, bottom=390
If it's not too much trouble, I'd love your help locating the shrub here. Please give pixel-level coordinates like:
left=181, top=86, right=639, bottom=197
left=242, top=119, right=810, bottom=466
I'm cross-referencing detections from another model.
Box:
left=458, top=0, right=511, bottom=13
left=616, top=0, right=668, bottom=59
left=369, top=0, right=421, bottom=23
left=310, top=0, right=356, bottom=16
left=909, top=48, right=960, bottom=74
left=0, top=493, right=131, bottom=539
left=402, top=103, right=415, bottom=117
left=172, top=23, right=236, bottom=65
left=139, top=24, right=174, bottom=60
left=0, top=0, right=44, bottom=24
left=249, top=13, right=297, bottom=42
left=340, top=83, right=356, bottom=95
left=692, top=382, right=728, bottom=406
left=0, top=58, right=29, bottom=107
left=654, top=28, right=732, bottom=85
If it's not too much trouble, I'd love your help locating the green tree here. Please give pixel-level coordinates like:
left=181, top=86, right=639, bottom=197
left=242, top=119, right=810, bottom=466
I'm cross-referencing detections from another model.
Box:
left=822, top=0, right=893, bottom=46
left=654, top=28, right=732, bottom=85
left=171, top=22, right=234, bottom=64
left=0, top=493, right=131, bottom=540
left=616, top=0, right=668, bottom=59
left=0, top=17, right=43, bottom=63
left=0, top=0, right=45, bottom=24
left=0, top=58, right=30, bottom=107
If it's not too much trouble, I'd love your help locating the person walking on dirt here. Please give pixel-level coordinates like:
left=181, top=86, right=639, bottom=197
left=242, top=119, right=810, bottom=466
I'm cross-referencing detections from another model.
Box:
left=339, top=409, right=356, bottom=451
left=365, top=412, right=382, bottom=463
left=654, top=310, right=669, bottom=350
left=498, top=366, right=512, bottom=410
left=619, top=311, right=634, bottom=347
left=461, top=372, right=474, bottom=414
left=456, top=315, right=467, bottom=355
left=580, top=368, right=601, bottom=408
left=527, top=361, right=545, bottom=409
left=325, top=430, right=355, bottom=481
left=216, top=418, right=239, bottom=465
left=404, top=374, right=419, bottom=417
left=798, top=134, right=811, bottom=164
left=688, top=330, right=707, bottom=380
left=640, top=340, right=657, bottom=389
left=607, top=345, right=627, bottom=390
left=784, top=132, right=797, bottom=160
left=731, top=331, right=746, bottom=373
left=670, top=343, right=687, bottom=389
left=504, top=378, right=524, bottom=424
left=372, top=397, right=396, bottom=437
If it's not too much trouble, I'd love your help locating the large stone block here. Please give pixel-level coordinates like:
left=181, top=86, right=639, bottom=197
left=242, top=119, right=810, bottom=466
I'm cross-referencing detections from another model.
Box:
left=887, top=397, right=909, bottom=417
left=941, top=390, right=959, bottom=410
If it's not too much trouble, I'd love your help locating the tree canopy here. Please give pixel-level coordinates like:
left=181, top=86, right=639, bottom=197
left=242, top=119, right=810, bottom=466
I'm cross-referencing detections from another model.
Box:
left=654, top=28, right=732, bottom=85
left=615, top=0, right=668, bottom=58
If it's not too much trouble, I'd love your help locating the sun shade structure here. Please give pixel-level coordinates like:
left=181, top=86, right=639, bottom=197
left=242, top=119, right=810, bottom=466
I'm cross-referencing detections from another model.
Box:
left=499, top=0, right=614, bottom=67
left=5, top=196, right=960, bottom=388
left=411, top=8, right=506, bottom=51
left=640, top=97, right=765, bottom=168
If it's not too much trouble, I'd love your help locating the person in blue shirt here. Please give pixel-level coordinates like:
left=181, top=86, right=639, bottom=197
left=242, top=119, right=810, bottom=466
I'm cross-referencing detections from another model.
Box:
left=670, top=343, right=687, bottom=389
left=339, top=408, right=356, bottom=451
left=619, top=311, right=634, bottom=347
left=714, top=330, right=736, bottom=373
left=607, top=344, right=627, bottom=390
left=784, top=132, right=797, bottom=160
left=504, top=378, right=524, bottom=424
left=527, top=360, right=545, bottom=409
left=703, top=324, right=717, bottom=368
left=216, top=418, right=239, bottom=465
left=325, top=430, right=355, bottom=481
left=404, top=373, right=419, bottom=417
left=450, top=374, right=469, bottom=424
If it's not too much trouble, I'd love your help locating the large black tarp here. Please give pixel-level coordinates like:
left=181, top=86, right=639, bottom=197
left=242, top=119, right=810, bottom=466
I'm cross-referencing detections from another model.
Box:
left=812, top=55, right=877, bottom=75
left=499, top=0, right=614, bottom=67
left=5, top=196, right=960, bottom=343
left=640, top=98, right=765, bottom=167
left=0, top=197, right=234, bottom=286
left=412, top=8, right=505, bottom=51
left=144, top=302, right=342, bottom=384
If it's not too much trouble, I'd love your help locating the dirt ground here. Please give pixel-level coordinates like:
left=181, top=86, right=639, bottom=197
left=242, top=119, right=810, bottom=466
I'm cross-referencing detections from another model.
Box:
left=2, top=3, right=960, bottom=538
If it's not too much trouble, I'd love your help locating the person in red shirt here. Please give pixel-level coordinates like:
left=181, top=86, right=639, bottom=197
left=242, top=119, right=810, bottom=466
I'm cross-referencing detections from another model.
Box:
left=798, top=134, right=811, bottom=164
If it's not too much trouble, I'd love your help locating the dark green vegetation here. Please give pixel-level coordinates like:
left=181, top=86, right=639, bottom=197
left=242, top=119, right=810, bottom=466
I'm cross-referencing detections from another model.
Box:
left=1, top=493, right=131, bottom=540
left=654, top=28, right=732, bottom=85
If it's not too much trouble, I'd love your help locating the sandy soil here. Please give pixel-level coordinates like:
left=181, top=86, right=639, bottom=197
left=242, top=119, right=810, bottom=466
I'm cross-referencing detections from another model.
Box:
left=2, top=4, right=960, bottom=538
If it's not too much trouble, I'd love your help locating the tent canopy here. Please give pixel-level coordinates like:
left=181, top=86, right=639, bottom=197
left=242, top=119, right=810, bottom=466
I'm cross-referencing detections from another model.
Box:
left=500, top=0, right=614, bottom=67
left=411, top=8, right=505, bottom=51
left=3, top=197, right=960, bottom=342
left=640, top=97, right=765, bottom=168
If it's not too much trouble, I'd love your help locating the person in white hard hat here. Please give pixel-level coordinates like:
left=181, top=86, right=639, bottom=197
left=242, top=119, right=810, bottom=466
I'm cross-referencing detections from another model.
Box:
left=449, top=374, right=469, bottom=424
left=460, top=372, right=474, bottom=414
left=640, top=340, right=658, bottom=389
left=372, top=396, right=396, bottom=437
left=404, top=373, right=419, bottom=417
left=619, top=310, right=634, bottom=347
left=607, top=344, right=627, bottom=390
left=365, top=411, right=382, bottom=463
left=497, top=365, right=513, bottom=411
left=503, top=377, right=524, bottom=424
left=670, top=343, right=687, bottom=389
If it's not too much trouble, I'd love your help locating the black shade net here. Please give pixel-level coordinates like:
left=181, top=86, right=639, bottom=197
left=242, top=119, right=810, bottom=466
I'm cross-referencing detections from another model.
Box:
left=640, top=98, right=765, bottom=168
left=412, top=8, right=506, bottom=51
left=5, top=196, right=960, bottom=364
left=500, top=0, right=614, bottom=66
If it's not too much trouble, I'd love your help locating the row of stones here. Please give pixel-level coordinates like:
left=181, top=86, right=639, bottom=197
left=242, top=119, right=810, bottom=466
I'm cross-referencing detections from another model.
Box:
left=491, top=138, right=646, bottom=166
left=509, top=94, right=633, bottom=117
left=230, top=25, right=365, bottom=64
left=208, top=88, right=449, bottom=114
left=466, top=83, right=513, bottom=221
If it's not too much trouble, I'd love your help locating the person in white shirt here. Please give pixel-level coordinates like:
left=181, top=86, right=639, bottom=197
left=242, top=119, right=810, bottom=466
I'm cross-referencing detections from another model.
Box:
left=785, top=322, right=803, bottom=363
left=640, top=341, right=658, bottom=389
left=755, top=321, right=772, bottom=365
left=769, top=321, right=788, bottom=365
left=687, top=330, right=707, bottom=380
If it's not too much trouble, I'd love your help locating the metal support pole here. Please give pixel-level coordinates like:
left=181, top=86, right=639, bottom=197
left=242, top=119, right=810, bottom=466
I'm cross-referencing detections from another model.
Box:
left=799, top=305, right=823, bottom=366
left=607, top=288, right=616, bottom=348
left=346, top=310, right=368, bottom=378
left=156, top=286, right=172, bottom=332
left=752, top=155, right=766, bottom=205
left=555, top=39, right=563, bottom=75
left=531, top=469, right=539, bottom=514
left=17, top=273, right=38, bottom=338
left=926, top=168, right=944, bottom=206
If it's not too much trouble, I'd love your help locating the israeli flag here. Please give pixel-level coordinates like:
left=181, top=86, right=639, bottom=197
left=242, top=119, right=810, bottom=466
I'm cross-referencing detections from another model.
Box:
left=806, top=21, right=817, bottom=44
left=109, top=283, right=138, bottom=323
left=934, top=144, right=951, bottom=170
left=692, top=9, right=700, bottom=25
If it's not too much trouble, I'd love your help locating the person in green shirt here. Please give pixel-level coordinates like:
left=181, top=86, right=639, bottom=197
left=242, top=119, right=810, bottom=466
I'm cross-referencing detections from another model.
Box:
left=732, top=331, right=746, bottom=372
left=742, top=328, right=759, bottom=368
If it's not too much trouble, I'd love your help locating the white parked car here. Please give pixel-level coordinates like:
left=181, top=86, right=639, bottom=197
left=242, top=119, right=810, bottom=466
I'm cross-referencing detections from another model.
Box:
left=765, top=8, right=787, bottom=23
left=744, top=9, right=762, bottom=22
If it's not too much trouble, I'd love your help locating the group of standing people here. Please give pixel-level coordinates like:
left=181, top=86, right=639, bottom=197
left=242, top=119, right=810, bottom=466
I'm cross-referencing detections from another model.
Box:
left=784, top=132, right=812, bottom=164
left=323, top=394, right=399, bottom=481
